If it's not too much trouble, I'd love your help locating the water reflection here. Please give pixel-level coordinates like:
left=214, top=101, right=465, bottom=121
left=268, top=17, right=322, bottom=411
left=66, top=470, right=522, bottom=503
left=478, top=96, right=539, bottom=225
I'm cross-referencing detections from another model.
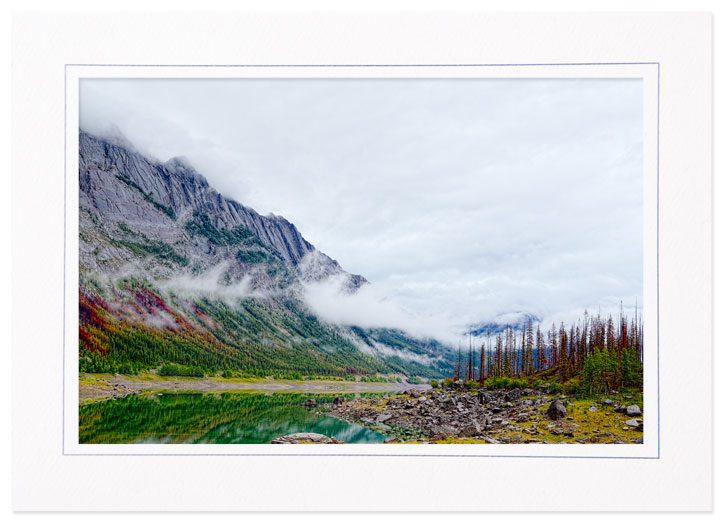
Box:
left=79, top=392, right=386, bottom=444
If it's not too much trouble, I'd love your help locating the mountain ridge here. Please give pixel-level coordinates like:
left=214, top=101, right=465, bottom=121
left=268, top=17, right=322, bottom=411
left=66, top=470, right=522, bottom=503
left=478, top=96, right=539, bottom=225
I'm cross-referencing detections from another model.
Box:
left=79, top=130, right=366, bottom=289
left=78, top=130, right=452, bottom=379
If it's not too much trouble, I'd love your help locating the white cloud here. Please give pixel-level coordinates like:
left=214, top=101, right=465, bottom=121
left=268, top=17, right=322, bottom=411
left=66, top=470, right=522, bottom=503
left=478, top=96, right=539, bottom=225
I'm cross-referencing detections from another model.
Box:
left=302, top=275, right=457, bottom=344
left=155, top=264, right=256, bottom=306
left=80, top=78, right=643, bottom=333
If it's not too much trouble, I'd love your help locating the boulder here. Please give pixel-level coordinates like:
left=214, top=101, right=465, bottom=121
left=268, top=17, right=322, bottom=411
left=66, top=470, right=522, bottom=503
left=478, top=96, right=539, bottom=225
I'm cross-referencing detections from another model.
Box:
left=504, top=388, right=521, bottom=402
left=626, top=405, right=642, bottom=417
left=302, top=398, right=317, bottom=407
left=271, top=433, right=341, bottom=444
left=429, top=425, right=458, bottom=440
left=376, top=413, right=393, bottom=424
left=459, top=420, right=482, bottom=437
left=332, top=396, right=343, bottom=406
left=546, top=399, right=568, bottom=420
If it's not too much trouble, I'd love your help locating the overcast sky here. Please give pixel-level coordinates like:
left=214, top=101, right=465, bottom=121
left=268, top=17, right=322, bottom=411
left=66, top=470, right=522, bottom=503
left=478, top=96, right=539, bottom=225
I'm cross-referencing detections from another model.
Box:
left=80, top=78, right=643, bottom=339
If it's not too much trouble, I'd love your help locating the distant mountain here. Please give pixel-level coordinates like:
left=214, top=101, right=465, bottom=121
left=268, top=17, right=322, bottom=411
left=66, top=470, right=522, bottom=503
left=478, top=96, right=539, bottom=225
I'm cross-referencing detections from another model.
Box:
left=469, top=312, right=542, bottom=337
left=78, top=130, right=452, bottom=379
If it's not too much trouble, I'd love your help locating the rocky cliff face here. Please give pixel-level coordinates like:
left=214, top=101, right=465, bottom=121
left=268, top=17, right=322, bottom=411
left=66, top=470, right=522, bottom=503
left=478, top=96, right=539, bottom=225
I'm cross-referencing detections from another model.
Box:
left=79, top=130, right=366, bottom=290
left=77, top=130, right=450, bottom=380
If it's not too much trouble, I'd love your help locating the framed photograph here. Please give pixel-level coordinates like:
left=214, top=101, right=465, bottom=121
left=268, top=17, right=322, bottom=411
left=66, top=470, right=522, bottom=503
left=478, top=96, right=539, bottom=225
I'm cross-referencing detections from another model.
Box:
left=12, top=11, right=712, bottom=511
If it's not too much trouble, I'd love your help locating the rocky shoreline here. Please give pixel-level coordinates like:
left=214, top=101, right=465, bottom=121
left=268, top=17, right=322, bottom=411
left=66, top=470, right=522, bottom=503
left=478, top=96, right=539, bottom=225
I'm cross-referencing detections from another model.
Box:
left=319, top=386, right=644, bottom=444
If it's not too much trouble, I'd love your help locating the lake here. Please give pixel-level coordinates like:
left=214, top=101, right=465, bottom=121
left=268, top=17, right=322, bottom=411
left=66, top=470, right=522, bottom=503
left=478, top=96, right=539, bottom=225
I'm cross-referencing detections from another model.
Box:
left=78, top=391, right=386, bottom=444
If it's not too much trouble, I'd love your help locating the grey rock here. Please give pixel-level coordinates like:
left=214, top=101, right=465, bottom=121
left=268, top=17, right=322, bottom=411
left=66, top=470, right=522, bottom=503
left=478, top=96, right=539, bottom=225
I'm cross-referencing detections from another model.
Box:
left=504, top=388, right=521, bottom=402
left=271, top=433, right=341, bottom=444
left=376, top=413, right=393, bottom=423
left=546, top=399, right=568, bottom=420
left=626, top=405, right=642, bottom=417
left=459, top=420, right=482, bottom=437
left=429, top=425, right=458, bottom=440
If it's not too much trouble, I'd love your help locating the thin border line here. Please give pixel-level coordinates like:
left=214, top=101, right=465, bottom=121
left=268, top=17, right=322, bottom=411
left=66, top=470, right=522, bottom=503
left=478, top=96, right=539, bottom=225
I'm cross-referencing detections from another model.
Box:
left=64, top=453, right=659, bottom=459
left=656, top=62, right=661, bottom=459
left=66, top=62, right=659, bottom=68
left=63, top=65, right=67, bottom=455
left=64, top=62, right=660, bottom=459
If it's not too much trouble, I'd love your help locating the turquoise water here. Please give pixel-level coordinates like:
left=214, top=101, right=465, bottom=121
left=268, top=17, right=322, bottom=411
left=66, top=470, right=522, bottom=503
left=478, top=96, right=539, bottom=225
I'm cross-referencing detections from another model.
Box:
left=79, top=391, right=386, bottom=444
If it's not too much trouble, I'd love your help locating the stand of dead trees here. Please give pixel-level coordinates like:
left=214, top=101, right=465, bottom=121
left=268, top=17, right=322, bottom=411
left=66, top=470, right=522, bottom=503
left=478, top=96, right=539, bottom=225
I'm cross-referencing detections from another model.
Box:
left=452, top=307, right=643, bottom=391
